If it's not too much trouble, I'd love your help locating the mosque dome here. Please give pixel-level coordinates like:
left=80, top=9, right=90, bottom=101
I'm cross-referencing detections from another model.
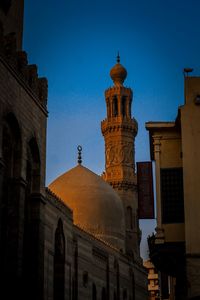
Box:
left=110, top=54, right=127, bottom=86
left=49, top=164, right=125, bottom=250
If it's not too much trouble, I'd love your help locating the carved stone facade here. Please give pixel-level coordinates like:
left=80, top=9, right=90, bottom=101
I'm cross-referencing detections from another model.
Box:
left=101, top=58, right=141, bottom=258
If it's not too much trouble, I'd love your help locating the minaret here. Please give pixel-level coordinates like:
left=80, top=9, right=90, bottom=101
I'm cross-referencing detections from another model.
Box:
left=101, top=55, right=140, bottom=258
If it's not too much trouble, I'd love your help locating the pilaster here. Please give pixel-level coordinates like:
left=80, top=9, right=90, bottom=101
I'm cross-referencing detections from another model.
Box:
left=152, top=135, right=165, bottom=240
left=26, top=192, right=46, bottom=300
left=0, top=175, right=27, bottom=298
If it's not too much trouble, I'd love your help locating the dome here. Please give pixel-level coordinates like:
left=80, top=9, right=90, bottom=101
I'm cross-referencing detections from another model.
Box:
left=110, top=54, right=127, bottom=86
left=49, top=164, right=125, bottom=250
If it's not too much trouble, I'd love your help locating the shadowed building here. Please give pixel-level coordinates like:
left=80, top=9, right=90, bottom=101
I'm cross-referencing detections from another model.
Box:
left=0, top=1, right=148, bottom=299
left=146, top=71, right=200, bottom=299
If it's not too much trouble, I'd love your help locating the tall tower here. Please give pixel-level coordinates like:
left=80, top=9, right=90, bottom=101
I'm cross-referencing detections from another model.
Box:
left=101, top=55, right=140, bottom=257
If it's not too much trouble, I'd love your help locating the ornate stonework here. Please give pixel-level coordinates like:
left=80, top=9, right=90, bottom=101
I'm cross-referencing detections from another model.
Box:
left=101, top=56, right=141, bottom=258
left=105, top=141, right=134, bottom=167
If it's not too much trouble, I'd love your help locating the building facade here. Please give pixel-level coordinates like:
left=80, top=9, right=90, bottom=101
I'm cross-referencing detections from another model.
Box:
left=0, top=1, right=148, bottom=299
left=146, top=72, right=200, bottom=300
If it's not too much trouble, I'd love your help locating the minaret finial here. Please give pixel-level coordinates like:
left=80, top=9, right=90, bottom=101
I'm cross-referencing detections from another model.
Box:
left=117, top=52, right=120, bottom=63
left=77, top=145, right=82, bottom=165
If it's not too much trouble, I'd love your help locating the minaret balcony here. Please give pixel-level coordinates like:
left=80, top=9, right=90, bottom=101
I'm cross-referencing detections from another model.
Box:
left=101, top=116, right=138, bottom=136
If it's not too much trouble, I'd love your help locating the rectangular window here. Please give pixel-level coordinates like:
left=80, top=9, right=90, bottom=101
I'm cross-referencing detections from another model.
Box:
left=161, top=168, right=184, bottom=223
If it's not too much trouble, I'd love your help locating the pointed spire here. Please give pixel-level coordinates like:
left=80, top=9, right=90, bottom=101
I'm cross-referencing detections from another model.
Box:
left=117, top=52, right=120, bottom=63
left=77, top=145, right=82, bottom=165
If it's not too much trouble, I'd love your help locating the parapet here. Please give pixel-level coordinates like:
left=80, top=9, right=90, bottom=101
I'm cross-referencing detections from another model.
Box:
left=0, top=21, right=48, bottom=107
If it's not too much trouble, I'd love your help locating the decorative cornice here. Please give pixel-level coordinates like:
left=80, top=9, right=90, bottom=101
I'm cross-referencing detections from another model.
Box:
left=46, top=187, right=73, bottom=217
left=107, top=180, right=137, bottom=191
left=30, top=192, right=46, bottom=205
left=92, top=246, right=108, bottom=261
left=101, top=117, right=138, bottom=136
left=73, top=224, right=120, bottom=252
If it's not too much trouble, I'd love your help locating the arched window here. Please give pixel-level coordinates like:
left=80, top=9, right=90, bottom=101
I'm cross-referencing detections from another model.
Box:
left=127, top=206, right=133, bottom=229
left=114, top=258, right=120, bottom=300
left=114, top=290, right=117, bottom=300
left=92, top=283, right=97, bottom=300
left=27, top=137, right=41, bottom=192
left=122, top=97, right=126, bottom=117
left=72, top=277, right=76, bottom=300
left=123, top=288, right=127, bottom=300
left=107, top=99, right=111, bottom=118
left=131, top=271, right=135, bottom=300
left=113, top=96, right=118, bottom=117
left=2, top=113, right=22, bottom=178
left=129, top=100, right=132, bottom=117
left=1, top=113, right=22, bottom=279
left=102, top=287, right=106, bottom=300
left=23, top=137, right=41, bottom=284
left=54, top=219, right=65, bottom=300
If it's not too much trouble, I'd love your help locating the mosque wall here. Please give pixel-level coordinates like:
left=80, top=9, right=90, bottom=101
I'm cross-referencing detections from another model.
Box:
left=0, top=55, right=48, bottom=191
left=44, top=190, right=148, bottom=300
left=74, top=227, right=147, bottom=300
left=0, top=27, right=48, bottom=298
left=44, top=189, right=74, bottom=300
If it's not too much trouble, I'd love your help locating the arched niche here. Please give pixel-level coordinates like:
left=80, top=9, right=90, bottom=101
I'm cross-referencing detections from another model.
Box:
left=54, top=218, right=65, bottom=300
left=1, top=112, right=22, bottom=268
left=92, top=283, right=97, bottom=300
left=2, top=112, right=22, bottom=178
left=26, top=137, right=41, bottom=193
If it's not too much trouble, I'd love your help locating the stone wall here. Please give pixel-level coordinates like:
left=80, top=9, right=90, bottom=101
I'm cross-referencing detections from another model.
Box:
left=0, top=24, right=48, bottom=299
left=45, top=189, right=148, bottom=300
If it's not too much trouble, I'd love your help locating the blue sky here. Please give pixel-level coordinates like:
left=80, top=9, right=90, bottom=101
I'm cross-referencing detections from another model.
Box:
left=23, top=0, right=200, bottom=259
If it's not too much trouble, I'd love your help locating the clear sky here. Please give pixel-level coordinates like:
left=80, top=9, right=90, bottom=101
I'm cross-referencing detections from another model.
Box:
left=23, top=0, right=200, bottom=259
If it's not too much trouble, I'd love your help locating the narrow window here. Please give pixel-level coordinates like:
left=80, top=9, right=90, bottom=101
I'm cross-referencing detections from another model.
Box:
left=161, top=168, right=184, bottom=223
left=129, top=100, right=132, bottom=117
left=122, top=97, right=126, bottom=117
left=102, top=287, right=106, bottom=299
left=113, top=96, right=118, bottom=117
left=54, top=219, right=65, bottom=300
left=132, top=271, right=135, bottom=300
left=107, top=99, right=111, bottom=118
left=123, top=289, right=127, bottom=300
left=127, top=206, right=133, bottom=229
left=114, top=291, right=117, bottom=300
left=92, top=283, right=97, bottom=300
